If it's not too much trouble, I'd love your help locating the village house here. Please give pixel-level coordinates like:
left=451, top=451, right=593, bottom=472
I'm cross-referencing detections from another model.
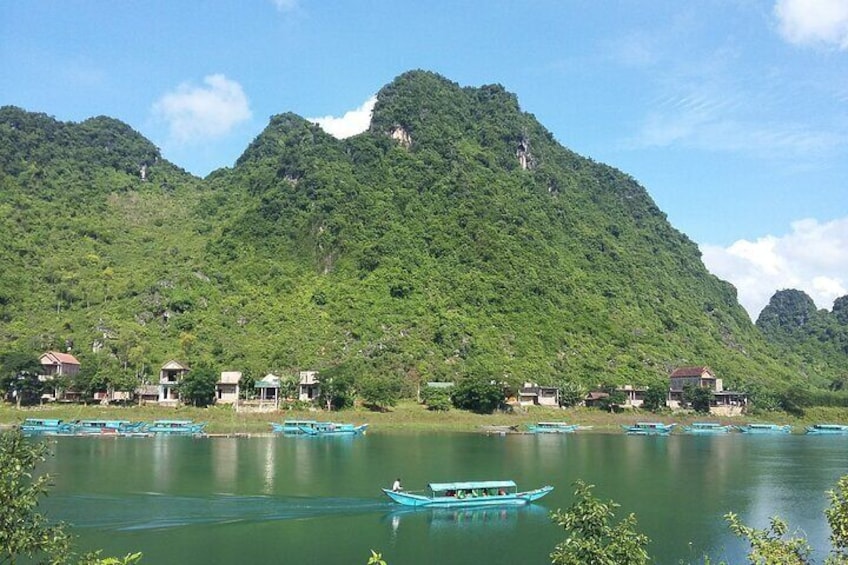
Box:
left=668, top=366, right=747, bottom=415
left=254, top=373, right=281, bottom=408
left=38, top=351, right=80, bottom=401
left=216, top=371, right=241, bottom=404
left=298, top=371, right=320, bottom=402
left=158, top=360, right=190, bottom=405
left=518, top=382, right=560, bottom=407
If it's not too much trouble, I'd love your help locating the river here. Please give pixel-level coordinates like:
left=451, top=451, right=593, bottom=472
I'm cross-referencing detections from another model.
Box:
left=36, top=431, right=848, bottom=564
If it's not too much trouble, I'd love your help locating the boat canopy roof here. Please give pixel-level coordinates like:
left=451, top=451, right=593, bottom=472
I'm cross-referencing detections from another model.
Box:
left=153, top=420, right=194, bottom=424
left=429, top=480, right=517, bottom=492
left=537, top=422, right=573, bottom=426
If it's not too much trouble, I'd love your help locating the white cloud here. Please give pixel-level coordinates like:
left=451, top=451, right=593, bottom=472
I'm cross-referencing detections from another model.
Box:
left=152, top=74, right=252, bottom=143
left=775, top=0, right=848, bottom=50
left=309, top=96, right=376, bottom=139
left=701, top=216, right=848, bottom=320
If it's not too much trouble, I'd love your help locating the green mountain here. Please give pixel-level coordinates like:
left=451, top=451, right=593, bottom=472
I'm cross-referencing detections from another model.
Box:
left=757, top=290, right=848, bottom=388
left=0, top=71, right=825, bottom=397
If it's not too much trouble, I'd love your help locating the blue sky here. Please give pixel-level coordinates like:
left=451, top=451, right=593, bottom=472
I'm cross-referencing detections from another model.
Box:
left=2, top=0, right=847, bottom=319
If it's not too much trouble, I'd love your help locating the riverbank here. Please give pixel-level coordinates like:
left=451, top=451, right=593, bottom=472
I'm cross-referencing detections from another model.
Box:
left=3, top=400, right=847, bottom=434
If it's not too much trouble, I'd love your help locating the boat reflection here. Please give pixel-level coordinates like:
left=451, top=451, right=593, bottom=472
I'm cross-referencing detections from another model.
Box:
left=385, top=502, right=548, bottom=534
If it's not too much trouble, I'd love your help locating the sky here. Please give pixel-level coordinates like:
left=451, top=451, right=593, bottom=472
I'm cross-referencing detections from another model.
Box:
left=2, top=0, right=847, bottom=321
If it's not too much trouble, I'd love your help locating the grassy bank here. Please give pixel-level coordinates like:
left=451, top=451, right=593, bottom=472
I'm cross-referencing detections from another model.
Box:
left=2, top=401, right=848, bottom=435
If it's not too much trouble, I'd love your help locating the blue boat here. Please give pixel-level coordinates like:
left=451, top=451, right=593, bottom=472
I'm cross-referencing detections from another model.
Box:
left=72, top=419, right=145, bottom=435
left=382, top=480, right=554, bottom=508
left=805, top=424, right=848, bottom=435
left=144, top=419, right=206, bottom=435
left=270, top=420, right=368, bottom=435
left=736, top=423, right=792, bottom=434
left=527, top=422, right=579, bottom=434
left=683, top=422, right=732, bottom=435
left=20, top=418, right=74, bottom=435
left=623, top=422, right=675, bottom=435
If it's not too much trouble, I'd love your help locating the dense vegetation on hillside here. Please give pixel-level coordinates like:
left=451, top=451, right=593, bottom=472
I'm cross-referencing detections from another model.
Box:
left=0, top=71, right=842, bottom=402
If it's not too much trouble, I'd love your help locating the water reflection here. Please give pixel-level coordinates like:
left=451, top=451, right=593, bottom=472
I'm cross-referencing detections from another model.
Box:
left=385, top=503, right=549, bottom=535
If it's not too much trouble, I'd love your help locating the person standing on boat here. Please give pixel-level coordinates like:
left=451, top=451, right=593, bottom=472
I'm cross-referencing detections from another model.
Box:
left=392, top=478, right=402, bottom=492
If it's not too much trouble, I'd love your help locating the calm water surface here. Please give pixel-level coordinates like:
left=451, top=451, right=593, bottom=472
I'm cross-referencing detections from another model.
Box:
left=37, top=432, right=848, bottom=564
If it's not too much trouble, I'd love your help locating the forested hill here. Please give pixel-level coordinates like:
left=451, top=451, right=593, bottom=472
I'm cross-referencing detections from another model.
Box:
left=0, top=71, right=829, bottom=397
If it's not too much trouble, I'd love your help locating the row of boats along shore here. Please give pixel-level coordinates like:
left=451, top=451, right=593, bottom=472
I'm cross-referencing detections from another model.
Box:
left=17, top=417, right=848, bottom=438
left=18, top=417, right=369, bottom=437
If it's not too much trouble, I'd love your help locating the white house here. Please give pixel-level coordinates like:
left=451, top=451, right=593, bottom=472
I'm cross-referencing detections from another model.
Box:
left=217, top=371, right=241, bottom=404
left=159, top=360, right=190, bottom=405
left=298, top=371, right=320, bottom=402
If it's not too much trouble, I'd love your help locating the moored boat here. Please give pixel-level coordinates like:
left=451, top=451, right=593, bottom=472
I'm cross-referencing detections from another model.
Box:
left=805, top=424, right=848, bottom=435
left=683, top=422, right=732, bottom=435
left=72, top=419, right=145, bottom=435
left=20, top=418, right=74, bottom=435
left=527, top=422, right=579, bottom=434
left=736, top=423, right=792, bottom=434
left=144, top=419, right=206, bottom=435
left=622, top=422, right=675, bottom=435
left=382, top=480, right=553, bottom=508
left=270, top=420, right=368, bottom=435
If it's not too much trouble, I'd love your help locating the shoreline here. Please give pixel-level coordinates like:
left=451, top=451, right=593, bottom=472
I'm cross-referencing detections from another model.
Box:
left=3, top=400, right=846, bottom=435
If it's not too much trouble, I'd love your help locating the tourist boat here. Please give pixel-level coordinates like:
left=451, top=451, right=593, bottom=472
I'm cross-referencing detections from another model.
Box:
left=682, top=422, right=732, bottom=434
left=382, top=480, right=554, bottom=508
left=20, top=418, right=74, bottom=435
left=622, top=422, right=675, bottom=435
left=72, top=419, right=145, bottom=435
left=736, top=423, right=792, bottom=434
left=143, top=419, right=206, bottom=435
left=270, top=420, right=368, bottom=435
left=527, top=422, right=579, bottom=434
left=805, top=424, right=848, bottom=435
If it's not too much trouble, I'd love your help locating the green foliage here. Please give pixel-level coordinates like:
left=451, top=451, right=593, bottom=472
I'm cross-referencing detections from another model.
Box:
left=555, top=380, right=586, bottom=408
left=596, top=385, right=626, bottom=413
left=683, top=385, right=713, bottom=414
left=826, top=476, right=848, bottom=562
left=451, top=376, right=504, bottom=414
left=176, top=364, right=218, bottom=407
left=642, top=385, right=667, bottom=412
left=358, top=373, right=401, bottom=411
left=317, top=366, right=355, bottom=411
left=422, top=387, right=452, bottom=411
left=550, top=480, right=650, bottom=565
left=0, top=351, right=44, bottom=406
left=0, top=69, right=841, bottom=404
left=366, top=550, right=388, bottom=565
left=0, top=428, right=72, bottom=563
left=726, top=512, right=812, bottom=565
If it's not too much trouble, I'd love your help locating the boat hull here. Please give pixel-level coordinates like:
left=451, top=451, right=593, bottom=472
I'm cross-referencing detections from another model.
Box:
left=806, top=425, right=848, bottom=435
left=737, top=425, right=791, bottom=434
left=382, top=486, right=554, bottom=508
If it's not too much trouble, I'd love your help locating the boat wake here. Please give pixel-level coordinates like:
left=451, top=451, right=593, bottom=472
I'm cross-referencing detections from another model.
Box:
left=47, top=493, right=394, bottom=531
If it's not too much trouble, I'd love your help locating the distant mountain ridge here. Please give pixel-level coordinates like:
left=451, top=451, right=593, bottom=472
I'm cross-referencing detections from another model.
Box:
left=0, top=70, right=843, bottom=398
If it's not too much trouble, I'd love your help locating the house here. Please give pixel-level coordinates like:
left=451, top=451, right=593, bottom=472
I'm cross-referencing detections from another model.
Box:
left=159, top=360, right=190, bottom=405
left=39, top=351, right=81, bottom=401
left=298, top=371, right=320, bottom=402
left=135, top=385, right=160, bottom=405
left=217, top=371, right=242, bottom=404
left=518, top=383, right=560, bottom=407
left=39, top=351, right=81, bottom=378
left=254, top=373, right=281, bottom=407
left=583, top=391, right=609, bottom=408
left=668, top=366, right=747, bottom=415
left=619, top=385, right=646, bottom=408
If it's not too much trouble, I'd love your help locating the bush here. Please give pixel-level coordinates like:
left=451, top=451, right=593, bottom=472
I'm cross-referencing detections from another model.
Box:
left=451, top=376, right=504, bottom=414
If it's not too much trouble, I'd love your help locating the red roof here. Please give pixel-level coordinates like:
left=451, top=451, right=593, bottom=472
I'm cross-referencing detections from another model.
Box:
left=670, top=366, right=712, bottom=378
left=41, top=351, right=80, bottom=365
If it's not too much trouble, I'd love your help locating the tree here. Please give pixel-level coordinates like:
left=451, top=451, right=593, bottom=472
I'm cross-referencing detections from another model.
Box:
left=725, top=513, right=812, bottom=564
left=596, top=385, right=626, bottom=413
left=0, top=428, right=72, bottom=563
left=642, top=385, right=667, bottom=412
left=0, top=428, right=143, bottom=565
left=0, top=351, right=44, bottom=407
left=556, top=380, right=585, bottom=408
left=422, top=387, right=451, bottom=411
left=550, top=480, right=650, bottom=565
left=451, top=375, right=504, bottom=414
left=318, top=367, right=355, bottom=411
left=358, top=373, right=401, bottom=411
left=176, top=364, right=218, bottom=407
left=826, top=475, right=848, bottom=562
left=683, top=385, right=713, bottom=414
